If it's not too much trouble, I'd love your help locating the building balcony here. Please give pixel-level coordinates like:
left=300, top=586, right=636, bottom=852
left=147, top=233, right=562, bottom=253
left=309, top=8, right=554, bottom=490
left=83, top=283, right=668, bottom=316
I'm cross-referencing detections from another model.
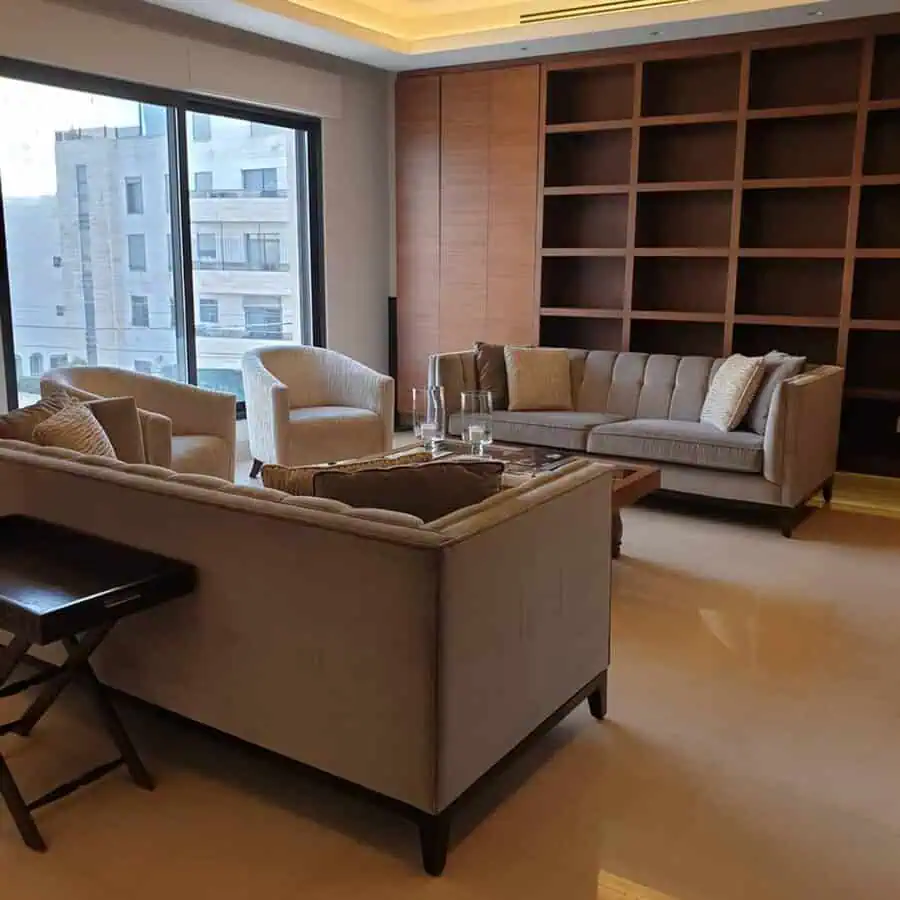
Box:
left=196, top=324, right=289, bottom=341
left=194, top=260, right=289, bottom=272
left=190, top=189, right=288, bottom=199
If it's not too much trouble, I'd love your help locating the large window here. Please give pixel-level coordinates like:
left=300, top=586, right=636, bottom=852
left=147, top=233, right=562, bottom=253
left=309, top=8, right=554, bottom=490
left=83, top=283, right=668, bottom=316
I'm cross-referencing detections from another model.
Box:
left=0, top=69, right=322, bottom=410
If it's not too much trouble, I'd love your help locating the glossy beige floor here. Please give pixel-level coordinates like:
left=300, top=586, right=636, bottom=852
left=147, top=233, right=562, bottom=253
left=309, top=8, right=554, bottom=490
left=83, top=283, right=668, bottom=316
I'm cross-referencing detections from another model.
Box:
left=3, top=505, right=900, bottom=899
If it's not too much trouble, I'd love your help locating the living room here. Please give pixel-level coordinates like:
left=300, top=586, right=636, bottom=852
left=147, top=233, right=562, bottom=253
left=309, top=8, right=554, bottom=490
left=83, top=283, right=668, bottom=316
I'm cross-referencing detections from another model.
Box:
left=0, top=0, right=899, bottom=897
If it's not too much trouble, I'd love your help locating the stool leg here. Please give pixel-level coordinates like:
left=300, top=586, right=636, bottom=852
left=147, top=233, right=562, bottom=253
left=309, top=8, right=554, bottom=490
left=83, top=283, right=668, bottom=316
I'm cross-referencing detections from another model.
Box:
left=0, top=753, right=46, bottom=852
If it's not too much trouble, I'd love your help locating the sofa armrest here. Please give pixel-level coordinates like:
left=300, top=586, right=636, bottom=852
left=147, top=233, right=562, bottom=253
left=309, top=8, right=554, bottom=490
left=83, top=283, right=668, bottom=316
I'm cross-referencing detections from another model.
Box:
left=139, top=410, right=173, bottom=468
left=242, top=353, right=291, bottom=465
left=428, top=351, right=478, bottom=414
left=764, top=365, right=844, bottom=506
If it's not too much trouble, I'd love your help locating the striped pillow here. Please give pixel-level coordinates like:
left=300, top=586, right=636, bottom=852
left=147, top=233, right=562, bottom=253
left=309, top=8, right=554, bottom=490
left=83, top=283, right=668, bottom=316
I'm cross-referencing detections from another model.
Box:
left=700, top=354, right=765, bottom=432
left=32, top=402, right=117, bottom=458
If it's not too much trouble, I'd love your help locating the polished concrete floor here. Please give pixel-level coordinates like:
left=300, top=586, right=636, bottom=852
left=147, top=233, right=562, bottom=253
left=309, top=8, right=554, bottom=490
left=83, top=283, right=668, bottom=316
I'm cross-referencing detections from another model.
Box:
left=2, top=503, right=899, bottom=898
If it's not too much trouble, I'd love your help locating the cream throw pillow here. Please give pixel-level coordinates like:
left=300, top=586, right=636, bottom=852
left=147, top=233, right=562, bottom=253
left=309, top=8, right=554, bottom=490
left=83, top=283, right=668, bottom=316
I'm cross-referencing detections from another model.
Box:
left=504, top=347, right=573, bottom=412
left=33, top=402, right=117, bottom=458
left=701, top=354, right=765, bottom=432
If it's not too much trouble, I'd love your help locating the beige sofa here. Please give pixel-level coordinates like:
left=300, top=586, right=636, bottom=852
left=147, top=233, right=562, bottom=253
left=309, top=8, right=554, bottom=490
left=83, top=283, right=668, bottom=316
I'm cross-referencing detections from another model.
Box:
left=431, top=349, right=845, bottom=535
left=0, top=439, right=612, bottom=875
left=41, top=367, right=237, bottom=480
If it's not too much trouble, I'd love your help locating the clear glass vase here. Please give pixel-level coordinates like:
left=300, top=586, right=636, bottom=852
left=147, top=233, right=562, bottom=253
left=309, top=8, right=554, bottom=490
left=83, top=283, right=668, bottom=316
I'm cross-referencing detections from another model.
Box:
left=461, top=390, right=493, bottom=454
left=412, top=386, right=446, bottom=450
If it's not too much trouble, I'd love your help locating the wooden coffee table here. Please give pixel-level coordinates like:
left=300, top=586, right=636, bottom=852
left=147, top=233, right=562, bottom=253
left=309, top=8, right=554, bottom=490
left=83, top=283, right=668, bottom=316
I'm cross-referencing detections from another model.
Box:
left=433, top=440, right=661, bottom=559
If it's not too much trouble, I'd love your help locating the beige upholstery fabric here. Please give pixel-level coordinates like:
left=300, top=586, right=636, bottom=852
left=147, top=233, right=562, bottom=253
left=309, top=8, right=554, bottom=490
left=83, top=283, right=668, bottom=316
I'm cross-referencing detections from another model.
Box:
left=33, top=403, right=117, bottom=458
left=0, top=393, right=70, bottom=441
left=243, top=346, right=394, bottom=468
left=747, top=351, right=806, bottom=436
left=450, top=410, right=627, bottom=451
left=0, top=442, right=612, bottom=816
left=41, top=367, right=235, bottom=479
left=85, top=397, right=146, bottom=463
left=474, top=342, right=509, bottom=410
left=701, top=355, right=765, bottom=431
left=170, top=435, right=231, bottom=478
left=504, top=348, right=573, bottom=411
left=587, top=419, right=764, bottom=473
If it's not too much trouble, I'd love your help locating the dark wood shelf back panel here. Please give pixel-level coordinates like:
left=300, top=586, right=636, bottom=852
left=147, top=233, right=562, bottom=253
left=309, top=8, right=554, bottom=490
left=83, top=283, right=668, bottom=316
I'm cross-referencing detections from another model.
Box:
left=632, top=257, right=729, bottom=313
left=642, top=53, right=742, bottom=117
left=737, top=258, right=845, bottom=318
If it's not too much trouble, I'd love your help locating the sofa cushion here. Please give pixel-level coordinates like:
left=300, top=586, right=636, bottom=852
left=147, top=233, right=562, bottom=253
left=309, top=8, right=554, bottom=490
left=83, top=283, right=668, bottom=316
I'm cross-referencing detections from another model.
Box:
left=474, top=342, right=509, bottom=411
left=313, top=460, right=504, bottom=522
left=85, top=397, right=146, bottom=463
left=504, top=347, right=573, bottom=411
left=746, top=351, right=806, bottom=435
left=449, top=411, right=628, bottom=451
left=0, top=393, right=70, bottom=442
left=33, top=402, right=117, bottom=458
left=701, top=354, right=765, bottom=431
left=587, top=419, right=764, bottom=473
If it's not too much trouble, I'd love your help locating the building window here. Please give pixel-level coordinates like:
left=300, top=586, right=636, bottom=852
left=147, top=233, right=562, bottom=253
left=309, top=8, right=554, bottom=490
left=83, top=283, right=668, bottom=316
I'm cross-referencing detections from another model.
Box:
left=242, top=167, right=278, bottom=194
left=55, top=305, right=65, bottom=317
left=196, top=233, right=218, bottom=261
left=192, top=113, right=212, bottom=142
left=29, top=353, right=43, bottom=376
left=134, top=360, right=153, bottom=374
left=250, top=122, right=280, bottom=138
left=52, top=255, right=62, bottom=268
left=49, top=354, right=68, bottom=369
left=199, top=296, right=219, bottom=325
left=243, top=296, right=283, bottom=339
left=245, top=233, right=281, bottom=270
left=131, top=295, right=150, bottom=328
left=193, top=171, right=213, bottom=193
left=127, top=234, right=147, bottom=271
left=125, top=176, right=144, bottom=214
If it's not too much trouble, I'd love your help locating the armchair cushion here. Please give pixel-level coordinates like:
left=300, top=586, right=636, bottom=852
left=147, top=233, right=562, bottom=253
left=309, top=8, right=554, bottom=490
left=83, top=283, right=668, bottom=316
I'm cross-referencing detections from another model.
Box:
left=171, top=435, right=232, bottom=481
left=287, top=406, right=384, bottom=465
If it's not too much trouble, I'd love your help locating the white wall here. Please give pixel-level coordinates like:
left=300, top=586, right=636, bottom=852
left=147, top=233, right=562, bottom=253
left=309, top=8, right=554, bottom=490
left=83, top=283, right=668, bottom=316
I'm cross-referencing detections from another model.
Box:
left=0, top=0, right=392, bottom=394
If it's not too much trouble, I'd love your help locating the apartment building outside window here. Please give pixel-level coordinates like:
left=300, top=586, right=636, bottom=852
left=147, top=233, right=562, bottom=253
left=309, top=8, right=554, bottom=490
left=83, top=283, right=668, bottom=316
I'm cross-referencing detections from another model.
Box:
left=130, top=295, right=150, bottom=328
left=125, top=176, right=143, bottom=214
left=127, top=234, right=147, bottom=271
left=243, top=296, right=283, bottom=340
left=242, top=167, right=278, bottom=194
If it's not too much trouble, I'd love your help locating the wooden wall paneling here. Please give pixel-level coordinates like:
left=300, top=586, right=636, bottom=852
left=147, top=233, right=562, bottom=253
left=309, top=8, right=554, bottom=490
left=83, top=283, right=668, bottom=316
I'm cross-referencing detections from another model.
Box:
left=839, top=37, right=875, bottom=365
left=485, top=65, right=541, bottom=347
left=439, top=71, right=490, bottom=352
left=395, top=75, right=441, bottom=409
left=725, top=49, right=752, bottom=355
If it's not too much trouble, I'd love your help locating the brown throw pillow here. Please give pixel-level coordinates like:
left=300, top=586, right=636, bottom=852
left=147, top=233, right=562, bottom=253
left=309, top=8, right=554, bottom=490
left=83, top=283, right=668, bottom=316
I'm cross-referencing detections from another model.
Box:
left=474, top=342, right=509, bottom=411
left=0, top=393, right=71, bottom=442
left=85, top=397, right=146, bottom=463
left=262, top=449, right=433, bottom=496
left=32, top=403, right=117, bottom=458
left=504, top=347, right=574, bottom=412
left=312, top=460, right=504, bottom=522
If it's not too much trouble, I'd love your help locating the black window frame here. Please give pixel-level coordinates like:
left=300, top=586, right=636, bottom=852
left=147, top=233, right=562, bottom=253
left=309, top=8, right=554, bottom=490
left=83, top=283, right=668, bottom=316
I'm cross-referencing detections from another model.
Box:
left=0, top=56, right=327, bottom=419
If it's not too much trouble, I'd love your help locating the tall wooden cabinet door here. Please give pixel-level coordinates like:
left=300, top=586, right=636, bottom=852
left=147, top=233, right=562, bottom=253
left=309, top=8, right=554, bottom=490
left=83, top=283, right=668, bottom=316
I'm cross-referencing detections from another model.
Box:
left=396, top=75, right=441, bottom=411
left=439, top=71, right=491, bottom=352
left=486, top=65, right=541, bottom=347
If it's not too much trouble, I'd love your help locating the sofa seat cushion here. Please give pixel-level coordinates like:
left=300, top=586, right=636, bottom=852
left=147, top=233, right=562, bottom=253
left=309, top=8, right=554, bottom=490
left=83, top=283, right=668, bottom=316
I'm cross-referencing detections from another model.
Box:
left=171, top=434, right=232, bottom=479
left=587, top=419, right=763, bottom=473
left=450, top=411, right=628, bottom=451
left=287, top=406, right=383, bottom=463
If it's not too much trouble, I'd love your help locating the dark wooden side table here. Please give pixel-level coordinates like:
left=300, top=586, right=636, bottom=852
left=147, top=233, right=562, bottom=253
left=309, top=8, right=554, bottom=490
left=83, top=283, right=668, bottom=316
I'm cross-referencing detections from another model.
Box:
left=0, top=515, right=195, bottom=852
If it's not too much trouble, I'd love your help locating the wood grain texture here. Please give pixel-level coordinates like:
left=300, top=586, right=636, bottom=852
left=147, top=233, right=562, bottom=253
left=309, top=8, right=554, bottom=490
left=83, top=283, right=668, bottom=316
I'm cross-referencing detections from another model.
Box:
left=396, top=75, right=441, bottom=409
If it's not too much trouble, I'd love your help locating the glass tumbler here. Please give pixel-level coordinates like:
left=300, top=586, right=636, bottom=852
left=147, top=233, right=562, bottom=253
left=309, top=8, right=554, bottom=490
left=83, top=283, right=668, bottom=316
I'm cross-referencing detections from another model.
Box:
left=461, top=390, right=493, bottom=453
left=412, top=386, right=446, bottom=449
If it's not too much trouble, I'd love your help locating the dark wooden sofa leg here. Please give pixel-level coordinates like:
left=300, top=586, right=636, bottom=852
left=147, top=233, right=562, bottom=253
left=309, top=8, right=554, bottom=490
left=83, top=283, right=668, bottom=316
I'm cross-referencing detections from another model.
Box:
left=249, top=459, right=263, bottom=480
left=822, top=476, right=835, bottom=504
left=587, top=670, right=608, bottom=721
left=419, top=812, right=451, bottom=876
left=780, top=505, right=801, bottom=539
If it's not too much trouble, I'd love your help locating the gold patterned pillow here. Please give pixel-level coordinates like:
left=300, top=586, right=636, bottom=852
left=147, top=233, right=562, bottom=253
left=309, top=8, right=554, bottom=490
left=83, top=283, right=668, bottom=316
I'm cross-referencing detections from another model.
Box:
left=504, top=347, right=573, bottom=411
left=0, top=393, right=72, bottom=442
left=262, top=449, right=433, bottom=496
left=32, top=403, right=117, bottom=458
left=701, top=354, right=765, bottom=432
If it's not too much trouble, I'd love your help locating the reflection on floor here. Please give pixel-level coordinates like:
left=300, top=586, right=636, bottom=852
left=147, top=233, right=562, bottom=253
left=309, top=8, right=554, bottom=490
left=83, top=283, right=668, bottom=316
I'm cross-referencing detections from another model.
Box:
left=3, top=504, right=900, bottom=899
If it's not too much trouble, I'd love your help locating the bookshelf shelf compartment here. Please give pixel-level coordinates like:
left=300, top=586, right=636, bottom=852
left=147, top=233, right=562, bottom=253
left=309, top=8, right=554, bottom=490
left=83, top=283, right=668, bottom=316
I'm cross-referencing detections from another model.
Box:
left=540, top=316, right=623, bottom=351
left=638, top=122, right=737, bottom=183
left=846, top=331, right=900, bottom=393
left=545, top=130, right=632, bottom=187
left=543, top=194, right=628, bottom=250
left=732, top=324, right=839, bottom=364
left=630, top=321, right=725, bottom=357
left=863, top=110, right=900, bottom=176
left=741, top=188, right=850, bottom=249
left=636, top=191, right=732, bottom=250
left=872, top=34, right=900, bottom=101
left=736, top=258, right=844, bottom=318
left=546, top=65, right=635, bottom=126
left=642, top=54, right=741, bottom=118
left=858, top=186, right=900, bottom=249
left=633, top=257, right=728, bottom=315
left=540, top=256, right=626, bottom=312
left=745, top=115, right=856, bottom=179
left=749, top=40, right=863, bottom=110
left=839, top=397, right=900, bottom=479
left=852, top=259, right=900, bottom=321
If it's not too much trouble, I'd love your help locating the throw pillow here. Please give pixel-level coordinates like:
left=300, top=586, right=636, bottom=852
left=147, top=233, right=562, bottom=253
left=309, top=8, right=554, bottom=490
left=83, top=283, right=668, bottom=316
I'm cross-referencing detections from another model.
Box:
left=85, top=397, right=146, bottom=463
left=474, top=342, right=509, bottom=411
left=312, top=460, right=504, bottom=522
left=0, top=393, right=71, bottom=442
left=504, top=347, right=573, bottom=412
left=32, top=403, right=117, bottom=458
left=262, top=449, right=433, bottom=496
left=700, top=354, right=766, bottom=432
left=746, top=351, right=806, bottom=436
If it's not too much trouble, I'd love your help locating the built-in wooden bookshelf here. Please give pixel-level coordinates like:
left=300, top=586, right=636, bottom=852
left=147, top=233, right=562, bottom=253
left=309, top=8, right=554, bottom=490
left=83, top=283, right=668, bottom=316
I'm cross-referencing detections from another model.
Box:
left=538, top=27, right=900, bottom=476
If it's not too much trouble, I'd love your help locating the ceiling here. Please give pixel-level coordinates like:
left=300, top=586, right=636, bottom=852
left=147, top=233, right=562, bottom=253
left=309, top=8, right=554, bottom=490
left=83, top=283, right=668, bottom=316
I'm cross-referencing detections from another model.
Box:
left=142, top=0, right=900, bottom=70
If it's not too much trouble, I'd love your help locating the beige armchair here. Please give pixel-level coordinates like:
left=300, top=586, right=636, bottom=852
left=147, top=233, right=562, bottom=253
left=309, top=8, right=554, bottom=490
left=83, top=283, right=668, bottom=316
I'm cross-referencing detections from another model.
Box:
left=41, top=367, right=236, bottom=480
left=243, top=346, right=394, bottom=477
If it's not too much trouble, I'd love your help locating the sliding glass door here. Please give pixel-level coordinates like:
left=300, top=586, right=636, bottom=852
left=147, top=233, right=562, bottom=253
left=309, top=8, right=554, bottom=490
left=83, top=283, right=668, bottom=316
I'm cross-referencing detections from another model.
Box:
left=0, top=65, right=322, bottom=411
